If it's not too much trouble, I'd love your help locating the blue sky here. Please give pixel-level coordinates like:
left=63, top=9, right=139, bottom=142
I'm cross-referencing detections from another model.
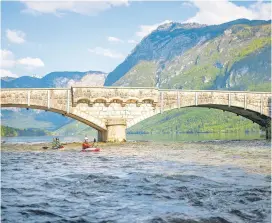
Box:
left=1, top=0, right=271, bottom=78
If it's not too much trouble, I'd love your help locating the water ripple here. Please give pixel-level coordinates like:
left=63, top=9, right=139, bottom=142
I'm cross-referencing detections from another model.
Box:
left=1, top=150, right=271, bottom=223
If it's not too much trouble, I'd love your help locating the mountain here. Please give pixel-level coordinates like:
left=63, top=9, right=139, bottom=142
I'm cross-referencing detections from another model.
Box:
left=52, top=121, right=97, bottom=137
left=104, top=19, right=271, bottom=135
left=1, top=77, right=16, bottom=82
left=105, top=19, right=271, bottom=90
left=2, top=71, right=107, bottom=88
left=1, top=125, right=49, bottom=137
left=2, top=76, right=42, bottom=88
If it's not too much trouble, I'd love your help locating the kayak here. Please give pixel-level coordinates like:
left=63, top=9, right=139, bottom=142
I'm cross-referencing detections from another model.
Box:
left=82, top=142, right=93, bottom=149
left=81, top=148, right=100, bottom=152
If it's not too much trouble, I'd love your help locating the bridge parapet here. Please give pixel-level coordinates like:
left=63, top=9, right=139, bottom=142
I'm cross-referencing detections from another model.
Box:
left=1, top=88, right=70, bottom=112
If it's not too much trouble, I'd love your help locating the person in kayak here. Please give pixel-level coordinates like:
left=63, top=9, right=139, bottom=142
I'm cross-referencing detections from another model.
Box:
left=56, top=138, right=61, bottom=148
left=52, top=138, right=57, bottom=148
left=82, top=136, right=97, bottom=150
left=52, top=137, right=62, bottom=149
left=82, top=136, right=91, bottom=150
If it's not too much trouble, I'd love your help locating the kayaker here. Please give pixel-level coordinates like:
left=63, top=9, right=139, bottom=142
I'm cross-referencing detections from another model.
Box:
left=82, top=136, right=90, bottom=150
left=52, top=138, right=57, bottom=148
left=55, top=138, right=61, bottom=148
left=52, top=137, right=63, bottom=149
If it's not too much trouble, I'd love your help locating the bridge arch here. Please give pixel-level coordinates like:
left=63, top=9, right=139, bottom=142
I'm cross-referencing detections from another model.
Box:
left=1, top=103, right=107, bottom=131
left=127, top=91, right=271, bottom=138
left=127, top=104, right=271, bottom=139
left=196, top=104, right=270, bottom=127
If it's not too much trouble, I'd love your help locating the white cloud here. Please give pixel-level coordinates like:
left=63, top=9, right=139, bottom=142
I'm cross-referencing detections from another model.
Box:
left=0, top=69, right=18, bottom=78
left=185, top=0, right=271, bottom=25
left=108, top=36, right=123, bottom=43
left=88, top=47, right=124, bottom=59
left=250, top=1, right=271, bottom=20
left=6, top=29, right=26, bottom=44
left=17, top=57, right=45, bottom=68
left=1, top=50, right=16, bottom=68
left=181, top=1, right=194, bottom=8
left=1, top=50, right=44, bottom=75
left=21, top=0, right=129, bottom=16
left=128, top=39, right=137, bottom=44
left=136, top=20, right=172, bottom=38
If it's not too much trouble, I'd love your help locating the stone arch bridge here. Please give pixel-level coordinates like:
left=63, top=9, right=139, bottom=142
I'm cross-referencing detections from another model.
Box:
left=1, top=87, right=271, bottom=141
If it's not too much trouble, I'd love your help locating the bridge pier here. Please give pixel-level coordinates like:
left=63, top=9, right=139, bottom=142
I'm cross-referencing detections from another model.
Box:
left=98, top=130, right=107, bottom=142
left=101, top=119, right=126, bottom=142
left=266, top=127, right=271, bottom=140
left=264, top=118, right=271, bottom=140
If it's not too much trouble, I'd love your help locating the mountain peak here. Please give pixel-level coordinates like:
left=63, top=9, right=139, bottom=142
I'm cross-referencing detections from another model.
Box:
left=156, top=22, right=207, bottom=32
left=1, top=76, right=16, bottom=82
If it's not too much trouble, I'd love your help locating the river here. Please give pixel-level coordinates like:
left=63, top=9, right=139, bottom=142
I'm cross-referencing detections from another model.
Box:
left=1, top=134, right=271, bottom=222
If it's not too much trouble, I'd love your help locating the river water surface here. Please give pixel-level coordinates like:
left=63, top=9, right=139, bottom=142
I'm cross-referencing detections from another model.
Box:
left=1, top=132, right=263, bottom=144
left=1, top=138, right=271, bottom=222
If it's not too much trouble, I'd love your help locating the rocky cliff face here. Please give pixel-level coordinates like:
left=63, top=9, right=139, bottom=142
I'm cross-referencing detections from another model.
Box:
left=159, top=24, right=271, bottom=90
left=67, top=73, right=108, bottom=87
left=107, top=19, right=271, bottom=92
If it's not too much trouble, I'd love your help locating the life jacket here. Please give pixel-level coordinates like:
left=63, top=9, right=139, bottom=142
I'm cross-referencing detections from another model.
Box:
left=82, top=142, right=90, bottom=149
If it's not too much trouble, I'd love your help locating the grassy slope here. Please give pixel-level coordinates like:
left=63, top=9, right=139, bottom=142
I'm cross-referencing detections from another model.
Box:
left=160, top=24, right=271, bottom=90
left=113, top=61, right=157, bottom=87
left=128, top=108, right=260, bottom=134
left=53, top=121, right=97, bottom=137
left=125, top=25, right=270, bottom=134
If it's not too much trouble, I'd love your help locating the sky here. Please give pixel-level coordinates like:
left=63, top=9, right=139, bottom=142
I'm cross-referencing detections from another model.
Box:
left=1, top=0, right=271, bottom=78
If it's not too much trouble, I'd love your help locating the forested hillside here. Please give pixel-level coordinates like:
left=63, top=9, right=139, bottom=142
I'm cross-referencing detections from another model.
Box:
left=1, top=126, right=49, bottom=137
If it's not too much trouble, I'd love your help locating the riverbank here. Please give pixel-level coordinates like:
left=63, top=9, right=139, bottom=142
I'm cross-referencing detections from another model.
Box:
left=1, top=140, right=271, bottom=175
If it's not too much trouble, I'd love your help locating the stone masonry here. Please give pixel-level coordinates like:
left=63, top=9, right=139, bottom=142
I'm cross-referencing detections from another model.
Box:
left=1, top=87, right=271, bottom=141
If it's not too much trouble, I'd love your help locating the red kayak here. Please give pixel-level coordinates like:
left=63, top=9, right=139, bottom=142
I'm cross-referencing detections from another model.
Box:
left=81, top=148, right=100, bottom=152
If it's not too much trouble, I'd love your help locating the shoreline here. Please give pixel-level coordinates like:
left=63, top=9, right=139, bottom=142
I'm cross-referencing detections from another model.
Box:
left=1, top=138, right=269, bottom=145
left=1, top=140, right=271, bottom=175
